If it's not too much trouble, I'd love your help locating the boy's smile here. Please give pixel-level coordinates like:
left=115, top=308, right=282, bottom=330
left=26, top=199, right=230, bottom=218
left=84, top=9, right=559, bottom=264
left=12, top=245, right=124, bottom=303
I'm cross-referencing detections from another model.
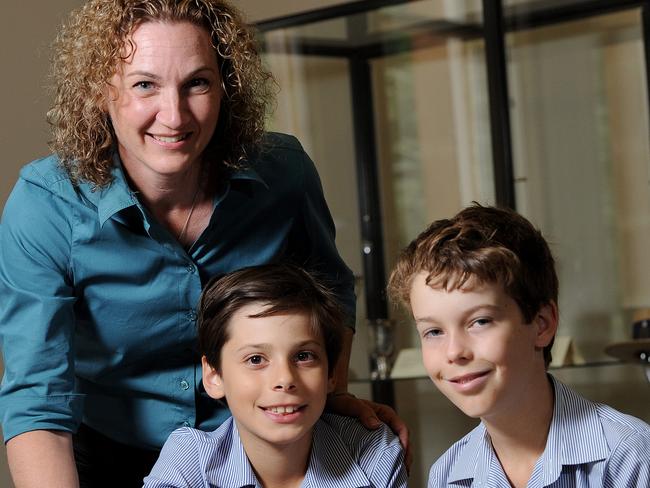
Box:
left=202, top=303, right=333, bottom=452
left=445, top=370, right=492, bottom=391
left=409, top=272, right=556, bottom=423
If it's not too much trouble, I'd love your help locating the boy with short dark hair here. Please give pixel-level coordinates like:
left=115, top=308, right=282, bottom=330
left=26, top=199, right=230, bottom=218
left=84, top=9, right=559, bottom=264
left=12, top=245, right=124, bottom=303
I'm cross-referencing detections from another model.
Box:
left=145, top=264, right=407, bottom=488
left=388, top=204, right=650, bottom=487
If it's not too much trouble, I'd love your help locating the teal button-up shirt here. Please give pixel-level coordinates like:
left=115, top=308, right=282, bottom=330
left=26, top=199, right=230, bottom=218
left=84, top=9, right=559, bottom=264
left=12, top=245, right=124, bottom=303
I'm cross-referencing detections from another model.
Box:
left=0, top=133, right=354, bottom=449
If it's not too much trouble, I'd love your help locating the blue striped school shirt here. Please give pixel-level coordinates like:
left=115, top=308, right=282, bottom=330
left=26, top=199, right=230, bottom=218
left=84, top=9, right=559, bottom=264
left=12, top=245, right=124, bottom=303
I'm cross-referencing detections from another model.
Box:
left=144, top=414, right=407, bottom=487
left=428, top=375, right=650, bottom=487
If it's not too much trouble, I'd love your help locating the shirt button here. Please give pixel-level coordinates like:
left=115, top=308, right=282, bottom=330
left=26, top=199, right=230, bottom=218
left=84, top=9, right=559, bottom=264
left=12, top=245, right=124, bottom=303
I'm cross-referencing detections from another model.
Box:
left=180, top=380, right=190, bottom=390
left=182, top=421, right=190, bottom=427
left=187, top=310, right=197, bottom=322
left=186, top=263, right=196, bottom=273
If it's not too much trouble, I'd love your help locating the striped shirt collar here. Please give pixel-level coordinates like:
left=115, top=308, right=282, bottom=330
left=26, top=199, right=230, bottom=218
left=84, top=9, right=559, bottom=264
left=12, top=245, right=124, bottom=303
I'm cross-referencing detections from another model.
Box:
left=448, top=375, right=610, bottom=486
left=207, top=418, right=371, bottom=488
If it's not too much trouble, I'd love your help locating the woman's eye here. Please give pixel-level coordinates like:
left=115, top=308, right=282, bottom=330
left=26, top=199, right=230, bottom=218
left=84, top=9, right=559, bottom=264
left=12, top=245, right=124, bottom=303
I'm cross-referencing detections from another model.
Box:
left=133, top=81, right=154, bottom=90
left=187, top=78, right=210, bottom=91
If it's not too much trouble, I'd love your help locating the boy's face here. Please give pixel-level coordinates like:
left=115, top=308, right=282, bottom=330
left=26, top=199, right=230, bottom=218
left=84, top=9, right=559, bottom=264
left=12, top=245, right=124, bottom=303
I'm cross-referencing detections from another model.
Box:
left=408, top=272, right=556, bottom=422
left=202, top=303, right=334, bottom=451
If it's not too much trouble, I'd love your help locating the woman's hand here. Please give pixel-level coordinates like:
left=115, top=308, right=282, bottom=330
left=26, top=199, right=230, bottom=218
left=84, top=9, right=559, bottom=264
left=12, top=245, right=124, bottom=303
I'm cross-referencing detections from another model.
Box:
left=327, top=391, right=412, bottom=470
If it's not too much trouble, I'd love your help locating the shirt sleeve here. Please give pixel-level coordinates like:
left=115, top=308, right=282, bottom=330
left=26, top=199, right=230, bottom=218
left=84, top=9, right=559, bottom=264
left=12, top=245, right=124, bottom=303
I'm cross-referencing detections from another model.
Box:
left=291, top=147, right=356, bottom=328
left=143, top=428, right=205, bottom=487
left=603, top=429, right=650, bottom=488
left=369, top=440, right=408, bottom=488
left=0, top=174, right=84, bottom=441
left=352, top=421, right=407, bottom=488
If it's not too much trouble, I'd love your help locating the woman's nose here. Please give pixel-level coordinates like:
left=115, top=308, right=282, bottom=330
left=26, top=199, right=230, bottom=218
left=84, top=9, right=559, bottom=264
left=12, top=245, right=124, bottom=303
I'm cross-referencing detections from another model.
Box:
left=157, top=90, right=189, bottom=129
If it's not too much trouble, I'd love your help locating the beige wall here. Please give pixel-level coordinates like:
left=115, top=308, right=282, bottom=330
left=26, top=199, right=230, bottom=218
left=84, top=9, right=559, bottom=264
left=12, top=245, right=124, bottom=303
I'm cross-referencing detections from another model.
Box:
left=0, top=1, right=84, bottom=213
left=1, top=4, right=86, bottom=484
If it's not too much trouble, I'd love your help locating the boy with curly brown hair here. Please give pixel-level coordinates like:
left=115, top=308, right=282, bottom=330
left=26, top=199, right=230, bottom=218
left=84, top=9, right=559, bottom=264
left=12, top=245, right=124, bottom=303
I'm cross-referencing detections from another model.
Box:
left=388, top=204, right=650, bottom=487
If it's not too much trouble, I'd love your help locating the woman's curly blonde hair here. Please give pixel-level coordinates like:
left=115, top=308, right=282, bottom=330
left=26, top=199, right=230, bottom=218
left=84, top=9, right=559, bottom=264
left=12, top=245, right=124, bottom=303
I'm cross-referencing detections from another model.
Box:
left=48, top=0, right=275, bottom=188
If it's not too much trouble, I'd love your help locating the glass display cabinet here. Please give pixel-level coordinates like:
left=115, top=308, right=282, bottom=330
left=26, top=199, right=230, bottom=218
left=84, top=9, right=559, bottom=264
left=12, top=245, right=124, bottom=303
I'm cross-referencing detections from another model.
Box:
left=256, top=2, right=650, bottom=483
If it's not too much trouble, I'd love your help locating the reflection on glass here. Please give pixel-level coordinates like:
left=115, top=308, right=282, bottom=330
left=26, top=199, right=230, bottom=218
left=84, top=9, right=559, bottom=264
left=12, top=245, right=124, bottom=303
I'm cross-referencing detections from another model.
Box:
left=507, top=9, right=649, bottom=360
left=260, top=2, right=494, bottom=381
left=258, top=2, right=650, bottom=485
left=376, top=39, right=494, bottom=270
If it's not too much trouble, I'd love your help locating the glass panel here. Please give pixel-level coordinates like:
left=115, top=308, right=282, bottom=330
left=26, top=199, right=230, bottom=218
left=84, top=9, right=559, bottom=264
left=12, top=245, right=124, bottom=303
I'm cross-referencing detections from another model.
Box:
left=261, top=51, right=370, bottom=380
left=376, top=37, right=494, bottom=269
left=260, top=3, right=493, bottom=481
left=363, top=0, right=482, bottom=34
left=261, top=0, right=483, bottom=45
left=507, top=8, right=649, bottom=360
left=259, top=2, right=650, bottom=484
left=504, top=0, right=617, bottom=11
left=261, top=1, right=494, bottom=382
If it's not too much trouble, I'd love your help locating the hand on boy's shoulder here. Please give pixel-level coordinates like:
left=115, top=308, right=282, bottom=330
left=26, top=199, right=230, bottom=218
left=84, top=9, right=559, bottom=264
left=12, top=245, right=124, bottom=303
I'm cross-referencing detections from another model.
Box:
left=326, top=392, right=412, bottom=469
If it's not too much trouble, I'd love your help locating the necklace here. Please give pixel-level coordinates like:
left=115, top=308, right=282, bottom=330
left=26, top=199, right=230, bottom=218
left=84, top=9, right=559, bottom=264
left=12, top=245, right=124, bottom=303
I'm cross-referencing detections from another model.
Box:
left=177, top=187, right=199, bottom=243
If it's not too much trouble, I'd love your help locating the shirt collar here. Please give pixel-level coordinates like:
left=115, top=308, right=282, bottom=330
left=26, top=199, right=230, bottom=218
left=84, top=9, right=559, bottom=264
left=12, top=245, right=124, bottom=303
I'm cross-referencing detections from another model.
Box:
left=205, top=418, right=260, bottom=488
left=75, top=153, right=140, bottom=227
left=448, top=375, right=610, bottom=486
left=536, top=376, right=609, bottom=484
left=205, top=418, right=371, bottom=488
left=80, top=152, right=268, bottom=227
left=447, top=423, right=490, bottom=485
left=305, top=418, right=372, bottom=488
left=228, top=165, right=268, bottom=189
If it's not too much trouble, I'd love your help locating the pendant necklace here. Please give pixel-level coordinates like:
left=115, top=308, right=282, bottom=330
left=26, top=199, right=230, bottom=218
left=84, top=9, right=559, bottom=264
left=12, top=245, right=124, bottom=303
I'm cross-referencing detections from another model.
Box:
left=177, top=187, right=199, bottom=244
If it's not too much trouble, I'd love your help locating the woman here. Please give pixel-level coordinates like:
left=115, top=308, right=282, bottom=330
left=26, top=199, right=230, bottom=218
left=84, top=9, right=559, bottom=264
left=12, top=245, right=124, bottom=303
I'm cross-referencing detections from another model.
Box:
left=0, top=1, right=406, bottom=486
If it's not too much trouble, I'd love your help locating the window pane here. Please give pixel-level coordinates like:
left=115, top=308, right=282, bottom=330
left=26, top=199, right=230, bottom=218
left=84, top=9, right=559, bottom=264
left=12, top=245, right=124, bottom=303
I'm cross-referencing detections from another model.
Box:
left=507, top=9, right=650, bottom=359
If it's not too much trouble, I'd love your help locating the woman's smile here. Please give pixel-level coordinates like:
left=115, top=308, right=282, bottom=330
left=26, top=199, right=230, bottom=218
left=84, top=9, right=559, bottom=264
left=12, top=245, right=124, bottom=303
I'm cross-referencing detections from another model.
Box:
left=106, top=21, right=222, bottom=187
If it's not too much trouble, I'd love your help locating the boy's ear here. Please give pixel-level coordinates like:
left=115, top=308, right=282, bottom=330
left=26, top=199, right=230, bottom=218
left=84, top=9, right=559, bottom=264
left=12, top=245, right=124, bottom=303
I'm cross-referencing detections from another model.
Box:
left=534, top=301, right=559, bottom=348
left=201, top=356, right=225, bottom=400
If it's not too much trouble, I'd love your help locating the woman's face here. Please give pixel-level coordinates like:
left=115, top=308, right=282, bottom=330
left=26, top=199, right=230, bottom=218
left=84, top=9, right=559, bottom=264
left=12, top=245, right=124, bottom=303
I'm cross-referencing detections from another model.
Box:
left=106, top=21, right=222, bottom=183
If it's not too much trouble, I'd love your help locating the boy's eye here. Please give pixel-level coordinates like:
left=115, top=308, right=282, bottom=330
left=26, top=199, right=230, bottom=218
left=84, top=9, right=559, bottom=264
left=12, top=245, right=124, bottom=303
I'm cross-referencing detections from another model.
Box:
left=245, top=355, right=266, bottom=366
left=471, top=318, right=492, bottom=328
left=423, top=328, right=443, bottom=339
left=295, top=351, right=316, bottom=362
